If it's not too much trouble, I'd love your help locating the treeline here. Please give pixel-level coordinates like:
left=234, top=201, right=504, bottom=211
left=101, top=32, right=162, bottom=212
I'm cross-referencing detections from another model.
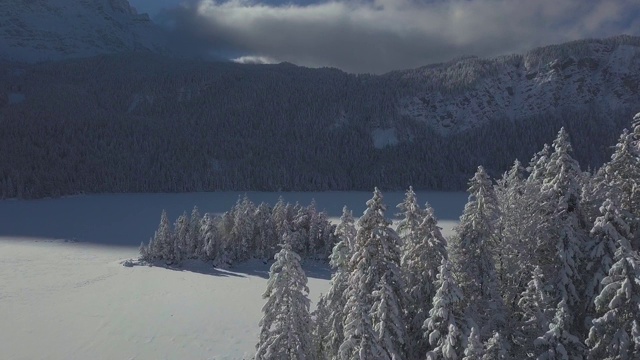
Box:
left=139, top=196, right=337, bottom=267
left=254, top=114, right=640, bottom=359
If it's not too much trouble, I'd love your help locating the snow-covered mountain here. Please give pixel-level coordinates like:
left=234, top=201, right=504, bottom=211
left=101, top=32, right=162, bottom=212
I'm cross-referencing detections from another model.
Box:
left=1, top=36, right=639, bottom=197
left=0, top=0, right=170, bottom=62
left=391, top=35, right=640, bottom=133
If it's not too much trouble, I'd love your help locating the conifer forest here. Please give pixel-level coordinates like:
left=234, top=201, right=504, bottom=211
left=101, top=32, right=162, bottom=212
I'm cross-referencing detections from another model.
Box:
left=138, top=114, right=640, bottom=359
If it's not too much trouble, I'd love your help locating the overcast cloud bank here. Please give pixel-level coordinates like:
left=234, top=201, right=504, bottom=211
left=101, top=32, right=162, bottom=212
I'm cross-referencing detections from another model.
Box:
left=160, top=0, right=640, bottom=73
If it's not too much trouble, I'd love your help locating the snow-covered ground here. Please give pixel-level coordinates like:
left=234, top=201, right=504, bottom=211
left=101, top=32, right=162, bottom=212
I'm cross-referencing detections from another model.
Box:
left=0, top=191, right=466, bottom=360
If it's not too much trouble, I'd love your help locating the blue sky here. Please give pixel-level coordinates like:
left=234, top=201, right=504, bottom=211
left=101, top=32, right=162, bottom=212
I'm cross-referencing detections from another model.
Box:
left=128, top=0, right=640, bottom=74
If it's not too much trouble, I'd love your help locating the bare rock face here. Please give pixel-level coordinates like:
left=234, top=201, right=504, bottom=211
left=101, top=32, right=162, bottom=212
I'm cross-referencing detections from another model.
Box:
left=0, top=0, right=170, bottom=63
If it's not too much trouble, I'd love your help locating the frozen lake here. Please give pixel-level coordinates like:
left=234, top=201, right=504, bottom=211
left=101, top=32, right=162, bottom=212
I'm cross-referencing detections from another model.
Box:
left=0, top=191, right=468, bottom=247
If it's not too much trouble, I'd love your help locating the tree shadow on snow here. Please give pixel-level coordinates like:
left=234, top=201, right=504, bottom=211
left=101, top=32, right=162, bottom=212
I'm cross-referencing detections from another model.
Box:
left=125, top=259, right=246, bottom=278
left=214, top=259, right=332, bottom=280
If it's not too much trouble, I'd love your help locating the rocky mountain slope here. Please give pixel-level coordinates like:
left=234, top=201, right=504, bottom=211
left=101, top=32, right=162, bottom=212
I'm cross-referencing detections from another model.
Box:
left=0, top=0, right=170, bottom=62
left=391, top=35, right=640, bottom=133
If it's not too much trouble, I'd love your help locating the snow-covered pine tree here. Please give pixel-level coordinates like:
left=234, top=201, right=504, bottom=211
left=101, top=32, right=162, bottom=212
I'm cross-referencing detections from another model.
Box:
left=172, top=211, right=190, bottom=264
left=255, top=234, right=312, bottom=360
left=255, top=202, right=278, bottom=260
left=145, top=210, right=175, bottom=263
left=319, top=236, right=351, bottom=359
left=449, top=166, right=505, bottom=339
left=334, top=206, right=357, bottom=252
left=231, top=195, right=257, bottom=261
left=464, top=326, right=485, bottom=360
left=200, top=213, right=229, bottom=266
left=139, top=240, right=149, bottom=261
left=527, top=143, right=552, bottom=184
left=585, top=217, right=640, bottom=360
left=597, top=122, right=640, bottom=253
left=495, top=160, right=536, bottom=313
left=402, top=202, right=448, bottom=358
left=186, top=206, right=201, bottom=258
left=632, top=112, right=640, bottom=152
left=534, top=299, right=585, bottom=360
left=396, top=186, right=423, bottom=249
left=271, top=197, right=291, bottom=240
left=537, top=128, right=587, bottom=333
left=483, top=332, right=508, bottom=360
left=599, top=130, right=639, bottom=213
left=424, top=258, right=465, bottom=360
left=339, top=288, right=384, bottom=359
left=312, top=296, right=331, bottom=360
left=514, top=266, right=552, bottom=358
left=371, top=273, right=406, bottom=360
left=584, top=200, right=630, bottom=323
left=339, top=188, right=406, bottom=360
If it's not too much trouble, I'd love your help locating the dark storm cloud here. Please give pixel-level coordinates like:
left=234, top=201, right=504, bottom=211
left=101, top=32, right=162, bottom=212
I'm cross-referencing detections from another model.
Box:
left=158, top=0, right=640, bottom=73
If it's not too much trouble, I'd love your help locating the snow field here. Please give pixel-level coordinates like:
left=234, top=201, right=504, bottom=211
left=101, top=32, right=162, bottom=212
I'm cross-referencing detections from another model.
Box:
left=0, top=191, right=465, bottom=359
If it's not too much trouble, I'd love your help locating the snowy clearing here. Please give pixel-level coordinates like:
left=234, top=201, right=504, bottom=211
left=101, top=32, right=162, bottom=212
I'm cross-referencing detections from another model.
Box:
left=0, top=192, right=465, bottom=360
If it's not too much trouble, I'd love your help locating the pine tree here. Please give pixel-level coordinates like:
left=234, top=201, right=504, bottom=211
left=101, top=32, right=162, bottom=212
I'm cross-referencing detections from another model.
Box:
left=186, top=206, right=202, bottom=258
left=139, top=240, right=149, bottom=261
left=424, top=258, right=465, bottom=360
left=396, top=186, right=423, bottom=249
left=496, top=160, right=536, bottom=312
left=339, top=289, right=384, bottom=360
left=312, top=296, right=331, bottom=360
left=255, top=202, right=278, bottom=260
left=320, top=237, right=351, bottom=359
left=339, top=188, right=406, bottom=360
left=584, top=200, right=629, bottom=322
left=450, top=166, right=505, bottom=339
left=200, top=213, right=229, bottom=266
left=256, top=236, right=312, bottom=360
left=515, top=266, right=552, bottom=357
left=534, top=128, right=586, bottom=337
left=371, top=273, right=406, bottom=360
left=335, top=206, right=357, bottom=253
left=464, top=326, right=485, bottom=360
left=586, top=220, right=640, bottom=360
left=172, top=211, right=189, bottom=264
left=146, top=210, right=175, bottom=263
left=534, top=299, right=585, bottom=360
left=402, top=203, right=448, bottom=358
left=527, top=143, right=552, bottom=184
left=231, top=195, right=256, bottom=261
left=483, top=332, right=507, bottom=360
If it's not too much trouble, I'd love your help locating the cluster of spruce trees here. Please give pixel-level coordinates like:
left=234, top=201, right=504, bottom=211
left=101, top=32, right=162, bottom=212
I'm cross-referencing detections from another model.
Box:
left=139, top=197, right=337, bottom=267
left=255, top=114, right=640, bottom=359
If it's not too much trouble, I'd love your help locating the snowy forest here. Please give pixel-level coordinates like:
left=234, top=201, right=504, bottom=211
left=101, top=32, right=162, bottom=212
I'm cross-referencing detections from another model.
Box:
left=139, top=114, right=640, bottom=359
left=2, top=36, right=640, bottom=199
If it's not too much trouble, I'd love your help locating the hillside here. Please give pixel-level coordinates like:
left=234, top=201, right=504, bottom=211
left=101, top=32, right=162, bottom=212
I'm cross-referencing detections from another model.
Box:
left=0, top=0, right=170, bottom=63
left=1, top=36, right=639, bottom=197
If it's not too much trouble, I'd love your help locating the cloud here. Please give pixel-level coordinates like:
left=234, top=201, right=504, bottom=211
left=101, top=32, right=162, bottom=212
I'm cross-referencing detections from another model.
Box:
left=232, top=55, right=279, bottom=64
left=158, top=0, right=640, bottom=73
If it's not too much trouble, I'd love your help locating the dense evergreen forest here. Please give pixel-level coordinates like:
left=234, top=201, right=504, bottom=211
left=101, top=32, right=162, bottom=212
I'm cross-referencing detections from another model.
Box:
left=2, top=36, right=639, bottom=198
left=141, top=114, right=640, bottom=359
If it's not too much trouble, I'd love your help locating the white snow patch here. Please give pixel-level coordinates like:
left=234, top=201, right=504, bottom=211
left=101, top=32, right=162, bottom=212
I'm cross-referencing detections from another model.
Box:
left=0, top=239, right=330, bottom=360
left=371, top=128, right=399, bottom=148
left=128, top=94, right=154, bottom=113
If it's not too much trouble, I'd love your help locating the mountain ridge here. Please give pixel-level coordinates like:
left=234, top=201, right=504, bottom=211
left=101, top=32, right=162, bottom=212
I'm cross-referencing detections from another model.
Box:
left=0, top=34, right=639, bottom=197
left=0, top=0, right=171, bottom=63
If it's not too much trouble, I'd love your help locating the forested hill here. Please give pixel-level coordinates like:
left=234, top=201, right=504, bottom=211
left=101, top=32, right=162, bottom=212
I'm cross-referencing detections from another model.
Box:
left=1, top=36, right=640, bottom=198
